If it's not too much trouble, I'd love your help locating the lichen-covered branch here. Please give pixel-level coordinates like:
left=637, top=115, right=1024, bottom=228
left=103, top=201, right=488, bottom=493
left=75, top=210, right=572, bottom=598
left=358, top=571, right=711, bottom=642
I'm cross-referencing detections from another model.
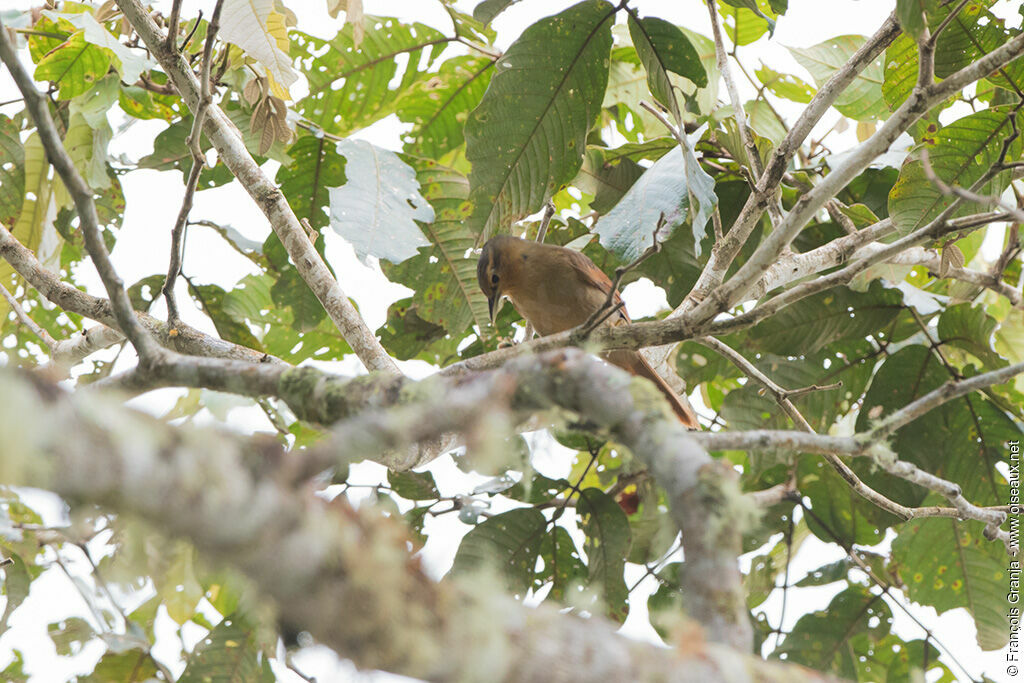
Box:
left=0, top=359, right=823, bottom=677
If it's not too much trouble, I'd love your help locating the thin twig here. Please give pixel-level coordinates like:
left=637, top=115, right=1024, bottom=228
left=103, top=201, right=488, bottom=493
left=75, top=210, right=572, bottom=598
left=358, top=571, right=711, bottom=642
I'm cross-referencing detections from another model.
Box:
left=0, top=283, right=56, bottom=351
left=697, top=335, right=922, bottom=525
left=928, top=0, right=973, bottom=47
left=575, top=225, right=663, bottom=339
left=920, top=148, right=1024, bottom=224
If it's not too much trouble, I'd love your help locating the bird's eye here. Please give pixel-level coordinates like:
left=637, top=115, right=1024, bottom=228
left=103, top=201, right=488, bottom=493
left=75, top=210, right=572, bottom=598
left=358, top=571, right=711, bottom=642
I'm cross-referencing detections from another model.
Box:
left=491, top=273, right=499, bottom=285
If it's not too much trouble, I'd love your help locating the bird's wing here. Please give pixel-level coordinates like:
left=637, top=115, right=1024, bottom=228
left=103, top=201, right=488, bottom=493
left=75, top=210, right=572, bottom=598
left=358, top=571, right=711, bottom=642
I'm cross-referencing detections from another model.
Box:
left=563, top=248, right=631, bottom=324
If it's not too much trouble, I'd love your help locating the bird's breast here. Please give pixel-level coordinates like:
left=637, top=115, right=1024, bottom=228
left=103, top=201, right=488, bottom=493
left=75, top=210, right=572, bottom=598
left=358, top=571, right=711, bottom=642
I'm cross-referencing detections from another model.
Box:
left=507, top=270, right=610, bottom=336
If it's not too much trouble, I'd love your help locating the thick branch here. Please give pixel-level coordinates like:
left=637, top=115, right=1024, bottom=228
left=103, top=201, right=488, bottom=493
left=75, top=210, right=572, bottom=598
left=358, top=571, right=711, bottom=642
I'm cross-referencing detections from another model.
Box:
left=0, top=350, right=770, bottom=661
left=686, top=30, right=1024, bottom=325
left=682, top=13, right=901, bottom=308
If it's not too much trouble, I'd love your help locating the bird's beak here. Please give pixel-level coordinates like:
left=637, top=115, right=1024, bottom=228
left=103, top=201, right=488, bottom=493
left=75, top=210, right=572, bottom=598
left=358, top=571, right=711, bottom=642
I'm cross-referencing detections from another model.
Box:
left=487, top=293, right=499, bottom=325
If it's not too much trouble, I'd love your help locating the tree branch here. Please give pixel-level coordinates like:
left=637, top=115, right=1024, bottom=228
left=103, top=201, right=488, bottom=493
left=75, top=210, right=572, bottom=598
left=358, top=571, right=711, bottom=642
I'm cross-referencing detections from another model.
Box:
left=0, top=222, right=277, bottom=365
left=114, top=0, right=400, bottom=376
left=0, top=348, right=767, bottom=657
left=0, top=19, right=163, bottom=364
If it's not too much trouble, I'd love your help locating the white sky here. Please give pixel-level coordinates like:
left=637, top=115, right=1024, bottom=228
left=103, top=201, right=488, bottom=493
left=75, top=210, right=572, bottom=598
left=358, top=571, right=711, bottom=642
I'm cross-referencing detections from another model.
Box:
left=0, top=1, right=1020, bottom=681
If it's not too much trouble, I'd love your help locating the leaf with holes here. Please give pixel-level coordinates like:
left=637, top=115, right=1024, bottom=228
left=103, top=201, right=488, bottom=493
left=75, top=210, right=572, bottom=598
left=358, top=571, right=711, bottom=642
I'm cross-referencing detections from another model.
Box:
left=893, top=515, right=1010, bottom=650
left=774, top=585, right=893, bottom=678
left=33, top=31, right=112, bottom=100
left=888, top=108, right=1022, bottom=236
left=0, top=115, right=24, bottom=227
left=465, top=0, right=614, bottom=237
left=381, top=159, right=489, bottom=336
left=277, top=135, right=347, bottom=230
left=397, top=55, right=495, bottom=158
left=536, top=525, right=586, bottom=602
left=451, top=508, right=547, bottom=595
left=329, top=139, right=433, bottom=264
left=295, top=18, right=448, bottom=136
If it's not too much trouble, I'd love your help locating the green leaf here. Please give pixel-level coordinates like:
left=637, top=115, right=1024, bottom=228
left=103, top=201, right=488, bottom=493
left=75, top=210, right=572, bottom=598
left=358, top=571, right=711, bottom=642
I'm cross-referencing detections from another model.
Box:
left=83, top=650, right=158, bottom=683
left=717, top=0, right=775, bottom=45
left=189, top=283, right=266, bottom=350
left=744, top=520, right=810, bottom=608
left=746, top=281, right=903, bottom=355
left=596, top=144, right=717, bottom=261
left=774, top=585, right=893, bottom=678
left=0, top=115, right=25, bottom=227
left=118, top=83, right=179, bottom=121
left=790, top=35, right=888, bottom=121
left=451, top=507, right=547, bottom=595
left=893, top=515, right=1009, bottom=650
left=536, top=525, right=586, bottom=602
left=575, top=148, right=645, bottom=214
left=62, top=112, right=111, bottom=191
left=800, top=455, right=896, bottom=546
left=627, top=13, right=707, bottom=126
left=3, top=134, right=53, bottom=317
left=34, top=31, right=112, bottom=100
left=277, top=135, right=347, bottom=231
left=396, top=55, right=495, bottom=158
left=0, top=554, right=31, bottom=633
left=137, top=116, right=234, bottom=189
left=387, top=469, right=440, bottom=500
left=294, top=18, right=448, bottom=137
left=376, top=296, right=457, bottom=363
left=48, top=617, right=95, bottom=656
left=882, top=33, right=918, bottom=111
left=160, top=542, right=204, bottom=626
left=380, top=159, right=489, bottom=336
left=736, top=337, right=877, bottom=433
left=838, top=202, right=880, bottom=228
left=928, top=1, right=1022, bottom=93
left=329, top=139, right=433, bottom=264
left=755, top=66, right=815, bottom=103
left=42, top=9, right=156, bottom=83
left=465, top=0, right=614, bottom=236
left=178, top=614, right=274, bottom=683
left=126, top=273, right=166, bottom=312
left=896, top=0, right=927, bottom=39
left=793, top=551, right=890, bottom=587
left=577, top=487, right=631, bottom=622
left=888, top=108, right=1022, bottom=236
left=937, top=302, right=1006, bottom=370
left=854, top=345, right=1019, bottom=508
left=473, top=0, right=522, bottom=24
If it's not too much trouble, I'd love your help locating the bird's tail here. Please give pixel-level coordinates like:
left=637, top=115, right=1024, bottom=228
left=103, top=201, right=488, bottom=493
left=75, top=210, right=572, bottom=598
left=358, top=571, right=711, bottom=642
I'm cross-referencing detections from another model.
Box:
left=603, top=350, right=700, bottom=429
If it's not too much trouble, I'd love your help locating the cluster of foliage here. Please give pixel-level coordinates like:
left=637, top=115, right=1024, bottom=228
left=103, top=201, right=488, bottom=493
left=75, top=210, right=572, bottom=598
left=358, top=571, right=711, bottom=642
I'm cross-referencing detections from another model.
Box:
left=0, top=0, right=1022, bottom=681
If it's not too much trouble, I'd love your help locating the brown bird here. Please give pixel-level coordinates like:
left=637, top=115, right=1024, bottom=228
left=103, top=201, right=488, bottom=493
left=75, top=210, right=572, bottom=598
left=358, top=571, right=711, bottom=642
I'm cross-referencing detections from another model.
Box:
left=477, top=235, right=699, bottom=429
